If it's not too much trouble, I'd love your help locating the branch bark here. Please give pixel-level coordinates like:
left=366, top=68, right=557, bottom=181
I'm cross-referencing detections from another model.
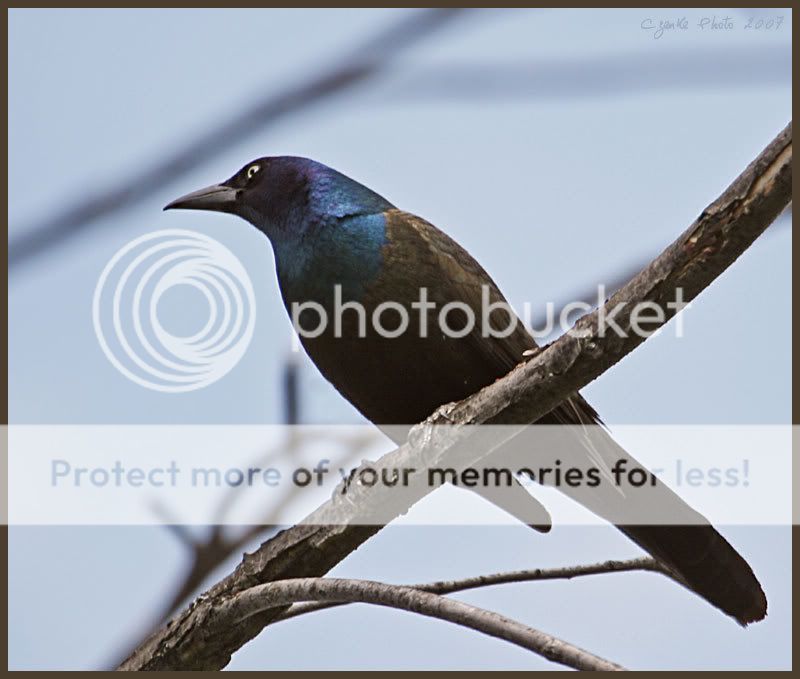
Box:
left=149, top=427, right=377, bottom=626
left=119, top=122, right=791, bottom=671
left=212, top=577, right=627, bottom=672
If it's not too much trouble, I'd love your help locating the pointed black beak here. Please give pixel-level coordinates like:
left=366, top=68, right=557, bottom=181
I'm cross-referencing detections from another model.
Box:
left=164, top=184, right=239, bottom=212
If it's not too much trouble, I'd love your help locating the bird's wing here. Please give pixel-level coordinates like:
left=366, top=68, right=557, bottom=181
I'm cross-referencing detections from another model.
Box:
left=379, top=209, right=556, bottom=531
left=383, top=209, right=536, bottom=370
left=384, top=209, right=606, bottom=428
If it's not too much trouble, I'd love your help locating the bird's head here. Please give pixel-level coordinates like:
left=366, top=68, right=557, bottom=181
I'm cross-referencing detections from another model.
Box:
left=164, top=156, right=393, bottom=242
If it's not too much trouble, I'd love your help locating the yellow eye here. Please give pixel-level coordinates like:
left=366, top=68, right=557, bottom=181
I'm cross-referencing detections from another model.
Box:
left=247, top=164, right=260, bottom=179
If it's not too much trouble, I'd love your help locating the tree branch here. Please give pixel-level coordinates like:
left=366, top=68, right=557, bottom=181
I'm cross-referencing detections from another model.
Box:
left=118, top=122, right=791, bottom=671
left=9, top=8, right=465, bottom=270
left=274, top=556, right=666, bottom=624
left=212, top=577, right=627, bottom=671
left=151, top=426, right=377, bottom=626
left=392, top=45, right=790, bottom=101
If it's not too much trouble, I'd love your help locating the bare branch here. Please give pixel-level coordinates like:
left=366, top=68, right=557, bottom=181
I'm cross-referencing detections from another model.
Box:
left=119, top=122, right=791, bottom=671
left=8, top=8, right=465, bottom=270
left=548, top=205, right=792, bottom=331
left=392, top=45, right=789, bottom=101
left=213, top=577, right=627, bottom=671
left=275, top=556, right=666, bottom=623
left=147, top=427, right=377, bottom=626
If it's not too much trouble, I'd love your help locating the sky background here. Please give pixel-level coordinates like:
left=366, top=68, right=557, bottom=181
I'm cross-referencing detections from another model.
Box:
left=8, top=8, right=792, bottom=670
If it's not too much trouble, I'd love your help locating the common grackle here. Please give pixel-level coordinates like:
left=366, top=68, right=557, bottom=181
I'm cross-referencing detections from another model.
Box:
left=166, top=156, right=767, bottom=624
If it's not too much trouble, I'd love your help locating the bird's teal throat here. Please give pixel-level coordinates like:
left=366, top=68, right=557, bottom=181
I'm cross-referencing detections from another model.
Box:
left=274, top=211, right=388, bottom=308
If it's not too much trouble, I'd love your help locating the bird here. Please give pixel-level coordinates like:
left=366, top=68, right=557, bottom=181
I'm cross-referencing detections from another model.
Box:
left=165, top=156, right=767, bottom=625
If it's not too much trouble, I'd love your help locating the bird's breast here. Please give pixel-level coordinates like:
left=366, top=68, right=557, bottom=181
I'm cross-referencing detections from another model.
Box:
left=285, top=235, right=509, bottom=423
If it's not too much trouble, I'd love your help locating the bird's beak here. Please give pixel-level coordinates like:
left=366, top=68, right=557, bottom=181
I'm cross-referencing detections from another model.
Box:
left=163, top=184, right=239, bottom=212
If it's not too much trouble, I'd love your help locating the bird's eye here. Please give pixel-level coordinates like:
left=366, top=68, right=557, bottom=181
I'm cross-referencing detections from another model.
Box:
left=247, top=164, right=260, bottom=180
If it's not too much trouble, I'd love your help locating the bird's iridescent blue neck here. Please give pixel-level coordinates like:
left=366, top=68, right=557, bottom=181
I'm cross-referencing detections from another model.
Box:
left=252, top=159, right=395, bottom=305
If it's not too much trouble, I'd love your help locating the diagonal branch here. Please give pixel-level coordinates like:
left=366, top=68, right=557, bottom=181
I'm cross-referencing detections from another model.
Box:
left=152, top=427, right=377, bottom=625
left=548, top=205, right=791, bottom=336
left=118, top=122, right=791, bottom=671
left=8, top=8, right=465, bottom=270
left=212, top=577, right=627, bottom=671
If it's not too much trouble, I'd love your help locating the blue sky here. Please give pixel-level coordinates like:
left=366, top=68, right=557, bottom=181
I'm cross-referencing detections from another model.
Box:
left=8, top=8, right=792, bottom=670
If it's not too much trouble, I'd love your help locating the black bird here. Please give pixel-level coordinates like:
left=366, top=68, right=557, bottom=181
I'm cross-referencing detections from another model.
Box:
left=166, top=156, right=767, bottom=624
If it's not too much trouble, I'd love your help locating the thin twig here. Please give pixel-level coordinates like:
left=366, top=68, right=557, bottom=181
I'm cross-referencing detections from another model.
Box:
left=274, top=556, right=666, bottom=623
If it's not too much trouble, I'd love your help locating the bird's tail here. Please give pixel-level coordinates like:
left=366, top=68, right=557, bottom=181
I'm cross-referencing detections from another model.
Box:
left=617, top=523, right=767, bottom=625
left=500, top=397, right=768, bottom=625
